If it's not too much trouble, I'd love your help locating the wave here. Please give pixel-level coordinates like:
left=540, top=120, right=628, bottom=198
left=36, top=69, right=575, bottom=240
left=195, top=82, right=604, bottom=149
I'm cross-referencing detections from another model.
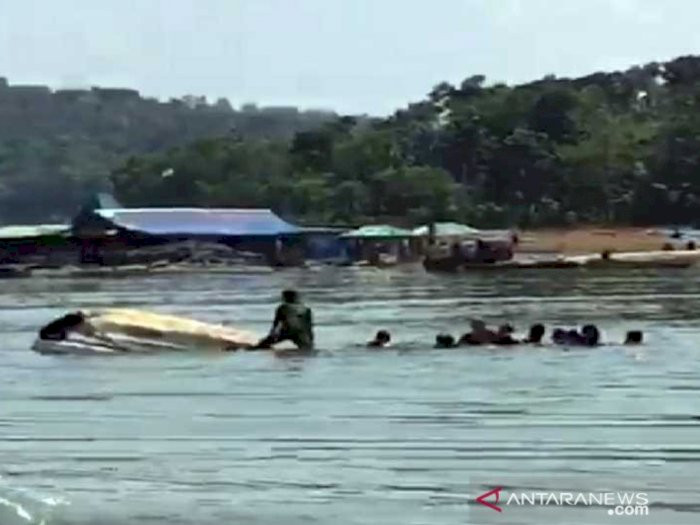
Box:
left=0, top=480, right=69, bottom=525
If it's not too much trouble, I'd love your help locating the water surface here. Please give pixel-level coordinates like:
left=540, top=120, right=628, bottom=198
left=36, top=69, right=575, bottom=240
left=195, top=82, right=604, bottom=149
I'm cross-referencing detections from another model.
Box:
left=1, top=267, right=700, bottom=524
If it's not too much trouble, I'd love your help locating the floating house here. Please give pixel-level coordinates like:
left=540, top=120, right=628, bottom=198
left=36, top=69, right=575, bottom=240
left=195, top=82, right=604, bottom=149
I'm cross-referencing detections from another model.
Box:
left=412, top=222, right=481, bottom=240
left=0, top=224, right=76, bottom=266
left=72, top=204, right=302, bottom=265
left=340, top=225, right=420, bottom=264
left=298, top=226, right=352, bottom=262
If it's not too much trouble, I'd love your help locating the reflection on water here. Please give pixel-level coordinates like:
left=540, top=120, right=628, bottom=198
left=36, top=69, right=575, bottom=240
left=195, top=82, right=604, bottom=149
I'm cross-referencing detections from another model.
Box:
left=1, top=267, right=700, bottom=524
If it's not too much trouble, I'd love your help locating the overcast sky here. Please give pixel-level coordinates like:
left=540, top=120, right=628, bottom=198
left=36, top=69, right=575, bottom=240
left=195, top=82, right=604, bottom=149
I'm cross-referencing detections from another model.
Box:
left=1, top=0, right=699, bottom=114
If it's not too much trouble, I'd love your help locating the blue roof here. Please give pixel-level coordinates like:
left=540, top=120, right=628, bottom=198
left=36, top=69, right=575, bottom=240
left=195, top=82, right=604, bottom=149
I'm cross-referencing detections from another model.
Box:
left=95, top=208, right=299, bottom=236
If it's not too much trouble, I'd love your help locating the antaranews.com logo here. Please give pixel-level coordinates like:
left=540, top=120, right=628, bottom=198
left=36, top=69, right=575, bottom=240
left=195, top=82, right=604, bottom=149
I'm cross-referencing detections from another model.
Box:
left=474, top=486, right=649, bottom=517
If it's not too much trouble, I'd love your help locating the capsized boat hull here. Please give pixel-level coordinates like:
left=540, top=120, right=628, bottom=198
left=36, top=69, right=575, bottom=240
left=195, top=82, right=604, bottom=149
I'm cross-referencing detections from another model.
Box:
left=32, top=308, right=259, bottom=355
left=32, top=336, right=178, bottom=355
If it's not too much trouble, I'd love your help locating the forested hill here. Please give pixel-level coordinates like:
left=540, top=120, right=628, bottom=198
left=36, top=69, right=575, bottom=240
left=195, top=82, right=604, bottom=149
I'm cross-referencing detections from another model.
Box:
left=112, top=55, right=700, bottom=228
left=0, top=78, right=335, bottom=222
left=9, top=55, right=700, bottom=227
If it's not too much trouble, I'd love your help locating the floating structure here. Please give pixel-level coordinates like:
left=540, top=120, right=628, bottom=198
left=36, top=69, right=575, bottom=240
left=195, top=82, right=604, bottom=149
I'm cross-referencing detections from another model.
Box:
left=424, top=249, right=700, bottom=272
left=2, top=193, right=345, bottom=269
left=340, top=225, right=420, bottom=265
left=412, top=222, right=480, bottom=239
left=340, top=225, right=416, bottom=239
left=72, top=203, right=303, bottom=265
left=570, top=250, right=700, bottom=269
left=0, top=224, right=76, bottom=267
left=302, top=226, right=351, bottom=262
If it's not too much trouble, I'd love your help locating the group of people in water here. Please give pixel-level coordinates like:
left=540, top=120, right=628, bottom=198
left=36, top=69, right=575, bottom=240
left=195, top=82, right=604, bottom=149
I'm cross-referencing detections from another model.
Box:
left=38, top=288, right=644, bottom=352
left=261, top=290, right=645, bottom=351
left=367, top=320, right=644, bottom=349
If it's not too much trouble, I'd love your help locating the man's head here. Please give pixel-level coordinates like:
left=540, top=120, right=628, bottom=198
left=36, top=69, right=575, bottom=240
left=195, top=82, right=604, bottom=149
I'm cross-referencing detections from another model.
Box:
left=497, top=323, right=514, bottom=336
left=624, top=330, right=643, bottom=345
left=375, top=330, right=391, bottom=344
left=39, top=311, right=86, bottom=341
left=63, top=312, right=86, bottom=327
left=435, top=333, right=456, bottom=348
left=528, top=324, right=546, bottom=343
left=581, top=324, right=600, bottom=346
left=282, top=289, right=299, bottom=303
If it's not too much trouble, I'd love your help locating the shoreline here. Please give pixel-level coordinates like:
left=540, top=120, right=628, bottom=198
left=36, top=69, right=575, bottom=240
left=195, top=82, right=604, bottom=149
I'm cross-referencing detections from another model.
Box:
left=0, top=226, right=688, bottom=278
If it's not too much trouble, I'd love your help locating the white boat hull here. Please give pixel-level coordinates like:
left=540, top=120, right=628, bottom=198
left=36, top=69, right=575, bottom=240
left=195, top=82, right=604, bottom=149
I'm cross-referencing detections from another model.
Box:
left=33, top=308, right=259, bottom=355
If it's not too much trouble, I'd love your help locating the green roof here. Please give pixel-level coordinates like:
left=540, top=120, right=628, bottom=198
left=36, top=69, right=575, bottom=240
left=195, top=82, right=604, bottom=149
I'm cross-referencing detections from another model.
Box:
left=413, top=222, right=480, bottom=237
left=0, top=224, right=70, bottom=239
left=340, top=224, right=416, bottom=239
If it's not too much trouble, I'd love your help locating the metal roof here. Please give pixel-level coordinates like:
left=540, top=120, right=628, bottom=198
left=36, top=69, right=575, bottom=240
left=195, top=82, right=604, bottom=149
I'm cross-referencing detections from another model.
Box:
left=0, top=224, right=70, bottom=239
left=300, top=226, right=351, bottom=234
left=340, top=225, right=416, bottom=239
left=413, top=222, right=480, bottom=237
left=94, top=208, right=299, bottom=236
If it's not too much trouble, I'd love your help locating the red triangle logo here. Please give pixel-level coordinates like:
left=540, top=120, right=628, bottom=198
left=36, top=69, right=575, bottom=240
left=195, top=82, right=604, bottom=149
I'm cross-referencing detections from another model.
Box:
left=476, top=486, right=503, bottom=512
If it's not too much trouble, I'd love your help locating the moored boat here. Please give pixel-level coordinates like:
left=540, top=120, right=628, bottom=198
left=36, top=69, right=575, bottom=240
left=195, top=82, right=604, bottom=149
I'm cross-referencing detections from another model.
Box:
left=425, top=258, right=581, bottom=272
left=425, top=249, right=700, bottom=272
left=573, top=250, right=700, bottom=269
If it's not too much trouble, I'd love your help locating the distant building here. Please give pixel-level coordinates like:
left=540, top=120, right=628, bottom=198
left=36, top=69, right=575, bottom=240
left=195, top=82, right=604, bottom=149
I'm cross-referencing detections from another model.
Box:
left=71, top=197, right=303, bottom=265
left=0, top=224, right=76, bottom=266
left=301, top=226, right=349, bottom=261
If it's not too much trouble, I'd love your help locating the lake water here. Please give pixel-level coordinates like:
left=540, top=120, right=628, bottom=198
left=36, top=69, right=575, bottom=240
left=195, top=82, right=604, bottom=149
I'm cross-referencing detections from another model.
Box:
left=1, top=267, right=700, bottom=524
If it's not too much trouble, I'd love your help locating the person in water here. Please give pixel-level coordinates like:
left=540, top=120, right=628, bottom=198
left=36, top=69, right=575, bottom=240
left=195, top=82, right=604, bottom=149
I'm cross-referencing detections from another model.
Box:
left=459, top=320, right=497, bottom=345
left=524, top=324, right=546, bottom=344
left=551, top=325, right=600, bottom=346
left=552, top=328, right=567, bottom=345
left=624, top=330, right=643, bottom=345
left=255, top=289, right=314, bottom=350
left=367, top=330, right=391, bottom=348
left=552, top=327, right=583, bottom=345
left=435, top=333, right=457, bottom=348
left=39, top=311, right=87, bottom=340
left=567, top=329, right=586, bottom=345
left=580, top=324, right=600, bottom=346
left=494, top=324, right=518, bottom=345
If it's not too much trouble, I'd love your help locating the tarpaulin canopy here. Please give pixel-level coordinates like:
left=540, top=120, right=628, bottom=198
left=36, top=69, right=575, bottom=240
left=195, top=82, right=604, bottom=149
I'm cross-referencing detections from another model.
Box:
left=93, top=208, right=299, bottom=237
left=340, top=225, right=416, bottom=239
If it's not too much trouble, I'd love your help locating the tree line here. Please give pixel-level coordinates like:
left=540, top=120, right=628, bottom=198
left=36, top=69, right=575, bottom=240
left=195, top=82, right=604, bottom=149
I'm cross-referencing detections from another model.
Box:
left=113, top=56, right=700, bottom=228
left=7, top=55, right=700, bottom=227
left=0, top=81, right=335, bottom=223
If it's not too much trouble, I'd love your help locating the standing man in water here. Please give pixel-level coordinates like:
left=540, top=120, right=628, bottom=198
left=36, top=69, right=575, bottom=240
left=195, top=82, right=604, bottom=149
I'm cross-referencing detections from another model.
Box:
left=255, top=289, right=314, bottom=350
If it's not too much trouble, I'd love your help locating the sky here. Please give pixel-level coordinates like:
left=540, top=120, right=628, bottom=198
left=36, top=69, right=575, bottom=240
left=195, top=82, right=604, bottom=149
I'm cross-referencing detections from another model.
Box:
left=1, top=0, right=700, bottom=115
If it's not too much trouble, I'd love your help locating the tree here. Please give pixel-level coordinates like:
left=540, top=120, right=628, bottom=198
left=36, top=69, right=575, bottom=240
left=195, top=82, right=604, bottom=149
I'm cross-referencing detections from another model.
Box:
left=96, top=53, right=700, bottom=228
